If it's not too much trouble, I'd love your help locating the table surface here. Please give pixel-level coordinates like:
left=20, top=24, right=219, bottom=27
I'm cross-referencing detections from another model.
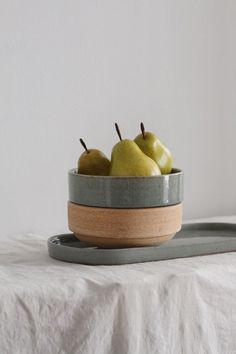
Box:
left=1, top=215, right=236, bottom=354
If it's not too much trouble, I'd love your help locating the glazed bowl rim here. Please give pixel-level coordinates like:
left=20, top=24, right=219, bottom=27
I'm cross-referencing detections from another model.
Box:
left=69, top=167, right=183, bottom=179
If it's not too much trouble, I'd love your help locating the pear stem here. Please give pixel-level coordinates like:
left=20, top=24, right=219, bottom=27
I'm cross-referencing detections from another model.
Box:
left=141, top=122, right=145, bottom=139
left=115, top=123, right=122, bottom=141
left=79, top=138, right=89, bottom=153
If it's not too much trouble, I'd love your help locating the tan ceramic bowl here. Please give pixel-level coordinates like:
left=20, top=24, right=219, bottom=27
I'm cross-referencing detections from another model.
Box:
left=68, top=202, right=183, bottom=248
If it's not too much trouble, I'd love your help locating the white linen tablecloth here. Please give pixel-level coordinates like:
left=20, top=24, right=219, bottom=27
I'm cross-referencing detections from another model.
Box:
left=1, top=216, right=236, bottom=354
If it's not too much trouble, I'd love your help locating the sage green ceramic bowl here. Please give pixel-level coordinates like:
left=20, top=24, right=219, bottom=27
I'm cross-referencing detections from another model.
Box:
left=68, top=168, right=183, bottom=209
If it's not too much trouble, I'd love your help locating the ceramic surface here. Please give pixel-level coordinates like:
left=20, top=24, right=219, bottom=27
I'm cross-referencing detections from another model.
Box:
left=68, top=168, right=183, bottom=208
left=48, top=223, right=236, bottom=265
left=68, top=202, right=183, bottom=247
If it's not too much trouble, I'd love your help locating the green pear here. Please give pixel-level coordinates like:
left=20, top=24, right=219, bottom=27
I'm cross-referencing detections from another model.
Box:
left=134, top=123, right=173, bottom=174
left=77, top=139, right=111, bottom=175
left=109, top=124, right=161, bottom=176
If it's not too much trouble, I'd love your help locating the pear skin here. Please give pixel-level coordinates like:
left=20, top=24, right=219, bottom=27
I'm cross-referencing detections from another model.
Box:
left=78, top=139, right=110, bottom=175
left=134, top=125, right=173, bottom=174
left=109, top=139, right=161, bottom=176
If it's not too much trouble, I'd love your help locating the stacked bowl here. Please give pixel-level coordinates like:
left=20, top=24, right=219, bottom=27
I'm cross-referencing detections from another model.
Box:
left=68, top=168, right=184, bottom=248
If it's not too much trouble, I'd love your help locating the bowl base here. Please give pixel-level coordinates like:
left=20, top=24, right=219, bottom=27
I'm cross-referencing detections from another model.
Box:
left=74, top=233, right=176, bottom=248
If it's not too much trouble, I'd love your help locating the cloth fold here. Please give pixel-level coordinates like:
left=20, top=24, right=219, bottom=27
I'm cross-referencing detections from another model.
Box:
left=1, top=217, right=236, bottom=354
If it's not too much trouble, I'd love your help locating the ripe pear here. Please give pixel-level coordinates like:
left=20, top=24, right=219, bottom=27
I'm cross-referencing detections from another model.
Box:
left=109, top=124, right=161, bottom=177
left=134, top=123, right=173, bottom=174
left=77, top=139, right=111, bottom=175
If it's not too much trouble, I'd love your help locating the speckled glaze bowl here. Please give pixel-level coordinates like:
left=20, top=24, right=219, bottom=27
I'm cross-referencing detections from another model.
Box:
left=67, top=169, right=184, bottom=248
left=68, top=168, right=183, bottom=208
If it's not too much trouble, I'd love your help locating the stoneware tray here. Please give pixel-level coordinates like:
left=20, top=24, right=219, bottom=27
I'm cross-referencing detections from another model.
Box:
left=48, top=223, right=236, bottom=265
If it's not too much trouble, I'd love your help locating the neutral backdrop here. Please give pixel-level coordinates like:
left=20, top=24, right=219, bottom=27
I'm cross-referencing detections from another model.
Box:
left=0, top=1, right=236, bottom=236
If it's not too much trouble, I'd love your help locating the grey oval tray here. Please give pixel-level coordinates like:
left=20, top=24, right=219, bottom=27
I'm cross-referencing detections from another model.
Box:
left=48, top=223, right=236, bottom=265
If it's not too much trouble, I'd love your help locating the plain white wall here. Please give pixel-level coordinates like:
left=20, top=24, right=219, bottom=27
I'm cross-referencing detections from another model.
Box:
left=0, top=1, right=235, bottom=236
